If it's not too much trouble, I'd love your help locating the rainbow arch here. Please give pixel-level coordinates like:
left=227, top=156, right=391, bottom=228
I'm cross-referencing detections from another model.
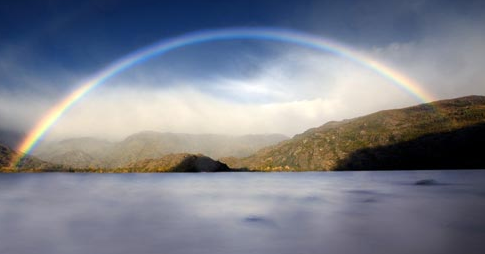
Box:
left=14, top=27, right=435, bottom=165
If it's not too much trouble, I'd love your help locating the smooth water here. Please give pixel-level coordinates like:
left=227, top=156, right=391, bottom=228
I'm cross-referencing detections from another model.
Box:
left=1, top=171, right=484, bottom=254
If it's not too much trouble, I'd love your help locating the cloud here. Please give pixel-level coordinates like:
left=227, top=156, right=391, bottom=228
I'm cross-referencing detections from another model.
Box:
left=0, top=47, right=429, bottom=141
left=17, top=50, right=413, bottom=141
left=368, top=5, right=485, bottom=99
left=1, top=11, right=484, bottom=144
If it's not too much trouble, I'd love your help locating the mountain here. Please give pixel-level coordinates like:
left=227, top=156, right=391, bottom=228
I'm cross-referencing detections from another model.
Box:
left=124, top=153, right=234, bottom=172
left=334, top=122, right=485, bottom=170
left=10, top=95, right=485, bottom=172
left=0, top=144, right=14, bottom=169
left=1, top=141, right=233, bottom=173
left=0, top=143, right=59, bottom=172
left=34, top=132, right=288, bottom=168
left=222, top=95, right=485, bottom=171
left=34, top=137, right=114, bottom=168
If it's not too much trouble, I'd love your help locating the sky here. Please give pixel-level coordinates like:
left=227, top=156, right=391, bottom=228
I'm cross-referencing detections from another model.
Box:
left=1, top=0, right=484, bottom=142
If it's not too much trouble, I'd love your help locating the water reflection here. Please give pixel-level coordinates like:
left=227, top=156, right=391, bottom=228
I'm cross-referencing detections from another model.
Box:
left=1, top=171, right=485, bottom=254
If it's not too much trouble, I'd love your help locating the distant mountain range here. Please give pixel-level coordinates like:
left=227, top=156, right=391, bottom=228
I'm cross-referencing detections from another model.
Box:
left=33, top=132, right=288, bottom=169
left=0, top=144, right=233, bottom=173
left=1, top=95, right=484, bottom=172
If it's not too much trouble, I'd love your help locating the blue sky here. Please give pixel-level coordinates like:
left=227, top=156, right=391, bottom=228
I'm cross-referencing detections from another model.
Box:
left=2, top=0, right=479, bottom=82
left=1, top=0, right=484, bottom=140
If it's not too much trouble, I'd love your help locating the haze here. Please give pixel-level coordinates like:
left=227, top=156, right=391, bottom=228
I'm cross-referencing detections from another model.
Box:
left=0, top=0, right=484, bottom=142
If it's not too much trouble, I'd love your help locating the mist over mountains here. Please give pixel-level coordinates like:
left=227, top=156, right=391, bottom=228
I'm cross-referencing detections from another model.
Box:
left=33, top=132, right=288, bottom=169
left=1, top=95, right=484, bottom=172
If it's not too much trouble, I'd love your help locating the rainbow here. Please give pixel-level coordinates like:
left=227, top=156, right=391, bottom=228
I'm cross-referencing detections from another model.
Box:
left=14, top=27, right=435, bottom=166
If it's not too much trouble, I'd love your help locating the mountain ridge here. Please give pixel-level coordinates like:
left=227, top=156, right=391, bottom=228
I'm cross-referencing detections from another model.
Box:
left=2, top=95, right=484, bottom=172
left=221, top=95, right=485, bottom=171
left=34, top=132, right=289, bottom=168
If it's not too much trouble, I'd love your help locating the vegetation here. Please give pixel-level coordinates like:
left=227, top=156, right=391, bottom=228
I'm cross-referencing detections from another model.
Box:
left=334, top=122, right=485, bottom=170
left=0, top=149, right=238, bottom=173
left=2, top=95, right=485, bottom=172
left=33, top=133, right=287, bottom=169
left=221, top=95, right=485, bottom=171
left=0, top=144, right=61, bottom=172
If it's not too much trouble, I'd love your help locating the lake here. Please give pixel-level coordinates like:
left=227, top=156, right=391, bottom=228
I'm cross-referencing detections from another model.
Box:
left=1, top=170, right=484, bottom=254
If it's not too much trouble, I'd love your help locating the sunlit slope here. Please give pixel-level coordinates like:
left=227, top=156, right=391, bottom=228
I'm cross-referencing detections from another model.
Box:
left=222, top=95, right=485, bottom=171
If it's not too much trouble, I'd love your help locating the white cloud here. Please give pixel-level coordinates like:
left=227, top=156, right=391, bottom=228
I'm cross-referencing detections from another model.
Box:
left=0, top=90, right=57, bottom=132
left=1, top=17, right=484, bottom=143
left=369, top=20, right=485, bottom=100
left=29, top=49, right=415, bottom=141
left=0, top=49, right=419, bottom=141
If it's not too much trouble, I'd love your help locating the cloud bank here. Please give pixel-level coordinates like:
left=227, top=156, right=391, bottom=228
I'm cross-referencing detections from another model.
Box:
left=0, top=17, right=484, bottom=143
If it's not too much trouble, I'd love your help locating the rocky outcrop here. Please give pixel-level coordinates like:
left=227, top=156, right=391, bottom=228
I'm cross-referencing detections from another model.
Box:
left=126, top=153, right=234, bottom=172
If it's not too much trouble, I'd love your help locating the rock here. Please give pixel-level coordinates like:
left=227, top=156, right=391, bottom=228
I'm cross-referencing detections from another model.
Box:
left=242, top=216, right=276, bottom=227
left=193, top=155, right=230, bottom=172
left=415, top=179, right=438, bottom=185
left=128, top=153, right=232, bottom=172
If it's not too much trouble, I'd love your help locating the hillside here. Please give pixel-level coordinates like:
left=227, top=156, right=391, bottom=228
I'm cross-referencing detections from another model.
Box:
left=0, top=144, right=60, bottom=172
left=123, top=153, right=235, bottom=173
left=6, top=95, right=485, bottom=172
left=335, top=122, right=485, bottom=170
left=1, top=142, right=233, bottom=173
left=34, top=137, right=113, bottom=168
left=222, top=95, right=485, bottom=171
left=34, top=132, right=288, bottom=169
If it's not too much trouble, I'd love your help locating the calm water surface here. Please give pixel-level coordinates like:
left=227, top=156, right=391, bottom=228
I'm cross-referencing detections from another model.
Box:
left=1, top=170, right=484, bottom=254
